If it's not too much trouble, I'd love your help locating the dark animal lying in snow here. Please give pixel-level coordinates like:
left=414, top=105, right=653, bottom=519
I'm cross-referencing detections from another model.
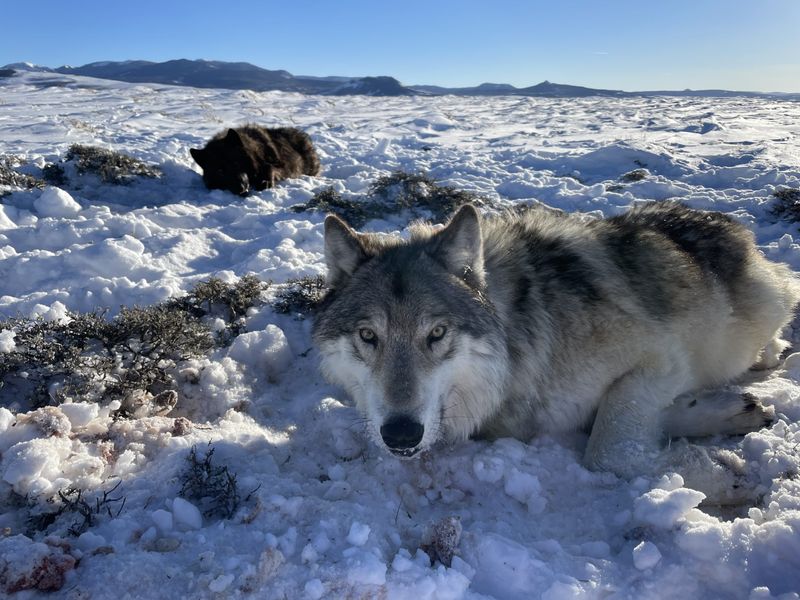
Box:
left=190, top=125, right=321, bottom=195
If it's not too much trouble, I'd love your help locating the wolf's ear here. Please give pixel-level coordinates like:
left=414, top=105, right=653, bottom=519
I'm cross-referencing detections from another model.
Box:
left=324, top=215, right=368, bottom=288
left=429, top=204, right=485, bottom=287
left=224, top=128, right=243, bottom=145
left=189, top=148, right=205, bottom=166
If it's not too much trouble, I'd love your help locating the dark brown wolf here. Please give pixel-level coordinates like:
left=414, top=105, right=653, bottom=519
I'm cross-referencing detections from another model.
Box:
left=190, top=125, right=321, bottom=195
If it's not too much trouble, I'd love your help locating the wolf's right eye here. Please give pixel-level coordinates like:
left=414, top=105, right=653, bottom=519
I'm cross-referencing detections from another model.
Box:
left=358, top=328, right=377, bottom=344
left=429, top=325, right=446, bottom=342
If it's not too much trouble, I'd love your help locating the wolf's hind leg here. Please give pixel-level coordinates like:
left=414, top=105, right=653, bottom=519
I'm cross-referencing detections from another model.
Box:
left=662, top=388, right=774, bottom=438
left=659, top=442, right=763, bottom=505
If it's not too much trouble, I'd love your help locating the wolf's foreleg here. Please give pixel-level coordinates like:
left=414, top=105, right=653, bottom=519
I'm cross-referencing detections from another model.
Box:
left=584, top=356, right=763, bottom=504
left=584, top=356, right=687, bottom=479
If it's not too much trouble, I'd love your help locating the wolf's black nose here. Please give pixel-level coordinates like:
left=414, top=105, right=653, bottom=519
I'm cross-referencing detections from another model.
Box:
left=380, top=416, right=424, bottom=450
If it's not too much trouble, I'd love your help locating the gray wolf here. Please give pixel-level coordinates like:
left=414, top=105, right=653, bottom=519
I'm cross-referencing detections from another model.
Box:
left=190, top=125, right=320, bottom=195
left=313, top=202, right=800, bottom=503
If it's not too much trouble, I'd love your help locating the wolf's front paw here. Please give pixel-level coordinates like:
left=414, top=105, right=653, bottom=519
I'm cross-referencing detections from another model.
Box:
left=723, top=393, right=775, bottom=435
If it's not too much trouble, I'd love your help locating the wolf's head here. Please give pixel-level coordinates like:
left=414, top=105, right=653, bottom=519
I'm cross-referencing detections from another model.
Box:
left=313, top=205, right=508, bottom=458
left=191, top=128, right=261, bottom=196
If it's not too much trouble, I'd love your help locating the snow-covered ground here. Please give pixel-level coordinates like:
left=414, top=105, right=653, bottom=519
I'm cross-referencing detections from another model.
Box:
left=1, top=71, right=800, bottom=599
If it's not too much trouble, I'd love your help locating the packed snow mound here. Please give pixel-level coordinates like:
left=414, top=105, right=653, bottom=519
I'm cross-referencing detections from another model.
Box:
left=33, top=186, right=82, bottom=217
left=0, top=329, right=15, bottom=352
left=0, top=70, right=799, bottom=599
left=227, top=325, right=293, bottom=380
left=507, top=143, right=694, bottom=185
left=0, top=205, right=19, bottom=229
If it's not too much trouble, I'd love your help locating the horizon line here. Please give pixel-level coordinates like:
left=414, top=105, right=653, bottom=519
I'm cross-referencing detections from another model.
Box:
left=4, top=58, right=799, bottom=96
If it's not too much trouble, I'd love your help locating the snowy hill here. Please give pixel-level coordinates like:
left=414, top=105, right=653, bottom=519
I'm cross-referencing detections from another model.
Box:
left=53, top=59, right=306, bottom=92
left=1, top=70, right=800, bottom=598
left=1, top=62, right=55, bottom=72
left=516, top=79, right=628, bottom=97
left=411, top=82, right=524, bottom=95
left=327, top=76, right=417, bottom=96
left=29, top=59, right=420, bottom=96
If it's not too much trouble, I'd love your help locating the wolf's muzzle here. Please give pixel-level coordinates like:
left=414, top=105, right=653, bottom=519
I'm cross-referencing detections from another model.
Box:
left=236, top=173, right=250, bottom=196
left=380, top=416, right=424, bottom=455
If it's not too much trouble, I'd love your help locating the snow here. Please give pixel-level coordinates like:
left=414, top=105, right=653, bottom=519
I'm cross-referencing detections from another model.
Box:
left=633, top=474, right=707, bottom=529
left=503, top=466, right=546, bottom=513
left=0, top=329, right=14, bottom=352
left=33, top=186, right=82, bottom=217
left=76, top=530, right=106, bottom=552
left=304, top=577, right=325, bottom=599
left=209, top=573, right=235, bottom=593
left=226, top=325, right=293, bottom=381
left=0, top=70, right=800, bottom=598
left=633, top=540, right=663, bottom=570
left=172, top=497, right=204, bottom=530
left=151, top=509, right=173, bottom=533
left=2, top=436, right=73, bottom=494
left=59, top=402, right=100, bottom=429
left=346, top=521, right=371, bottom=546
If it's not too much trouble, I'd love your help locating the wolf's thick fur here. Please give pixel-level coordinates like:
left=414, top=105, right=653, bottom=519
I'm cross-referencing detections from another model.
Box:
left=190, top=125, right=320, bottom=195
left=314, top=202, right=800, bottom=503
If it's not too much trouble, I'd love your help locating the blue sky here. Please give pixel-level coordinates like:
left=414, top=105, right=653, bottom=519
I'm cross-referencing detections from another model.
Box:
left=3, top=0, right=799, bottom=92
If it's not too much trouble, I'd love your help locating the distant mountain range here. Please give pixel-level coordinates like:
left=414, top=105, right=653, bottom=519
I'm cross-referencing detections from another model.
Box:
left=412, top=80, right=629, bottom=97
left=2, top=60, right=417, bottom=96
left=3, top=59, right=799, bottom=100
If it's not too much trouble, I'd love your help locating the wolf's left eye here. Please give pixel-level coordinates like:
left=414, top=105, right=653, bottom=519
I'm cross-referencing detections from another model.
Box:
left=428, top=325, right=447, bottom=344
left=359, top=328, right=377, bottom=344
